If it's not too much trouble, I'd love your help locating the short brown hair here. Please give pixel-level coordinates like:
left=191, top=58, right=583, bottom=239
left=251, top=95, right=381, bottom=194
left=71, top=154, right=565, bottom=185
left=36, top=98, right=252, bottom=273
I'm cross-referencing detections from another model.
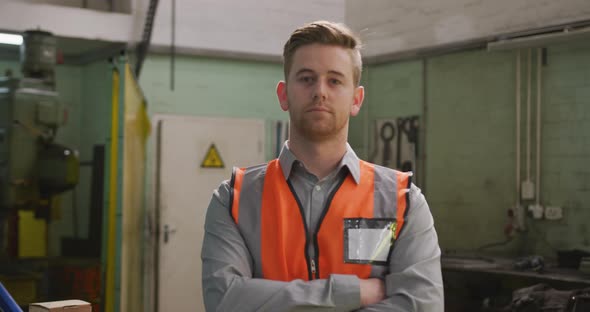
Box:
left=282, top=21, right=363, bottom=86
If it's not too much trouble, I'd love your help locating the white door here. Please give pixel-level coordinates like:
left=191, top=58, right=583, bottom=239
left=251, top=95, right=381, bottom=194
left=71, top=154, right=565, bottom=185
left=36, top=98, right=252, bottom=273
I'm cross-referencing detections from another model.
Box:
left=156, top=115, right=265, bottom=312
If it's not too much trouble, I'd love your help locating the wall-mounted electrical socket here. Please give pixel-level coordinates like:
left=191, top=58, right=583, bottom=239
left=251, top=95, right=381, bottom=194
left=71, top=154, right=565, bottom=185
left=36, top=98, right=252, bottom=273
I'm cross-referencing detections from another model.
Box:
left=528, top=204, right=544, bottom=219
left=521, top=180, right=535, bottom=200
left=515, top=204, right=526, bottom=230
left=545, top=206, right=563, bottom=220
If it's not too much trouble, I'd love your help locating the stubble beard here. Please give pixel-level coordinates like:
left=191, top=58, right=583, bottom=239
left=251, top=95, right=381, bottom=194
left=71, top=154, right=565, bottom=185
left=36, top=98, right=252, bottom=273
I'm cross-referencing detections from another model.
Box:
left=290, top=101, right=347, bottom=143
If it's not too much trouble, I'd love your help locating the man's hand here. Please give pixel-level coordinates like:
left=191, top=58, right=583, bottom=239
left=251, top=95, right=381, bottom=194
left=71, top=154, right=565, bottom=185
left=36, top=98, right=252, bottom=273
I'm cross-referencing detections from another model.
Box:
left=360, top=278, right=385, bottom=307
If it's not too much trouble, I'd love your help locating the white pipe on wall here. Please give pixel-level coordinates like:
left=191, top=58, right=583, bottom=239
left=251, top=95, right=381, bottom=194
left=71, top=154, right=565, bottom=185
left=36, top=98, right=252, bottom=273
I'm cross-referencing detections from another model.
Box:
left=536, top=48, right=542, bottom=206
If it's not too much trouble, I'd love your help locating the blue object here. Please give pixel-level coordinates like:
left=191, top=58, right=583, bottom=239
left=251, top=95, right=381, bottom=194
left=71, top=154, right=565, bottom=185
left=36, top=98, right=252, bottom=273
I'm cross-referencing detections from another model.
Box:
left=0, top=282, right=23, bottom=312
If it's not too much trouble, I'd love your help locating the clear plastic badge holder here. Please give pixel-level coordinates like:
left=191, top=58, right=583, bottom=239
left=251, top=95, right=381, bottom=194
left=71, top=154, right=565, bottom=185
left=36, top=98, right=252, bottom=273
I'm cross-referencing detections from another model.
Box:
left=344, top=218, right=397, bottom=265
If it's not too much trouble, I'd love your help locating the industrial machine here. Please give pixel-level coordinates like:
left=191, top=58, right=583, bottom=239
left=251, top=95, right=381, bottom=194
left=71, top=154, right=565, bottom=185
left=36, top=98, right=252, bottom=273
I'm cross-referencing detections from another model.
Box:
left=0, top=30, right=79, bottom=259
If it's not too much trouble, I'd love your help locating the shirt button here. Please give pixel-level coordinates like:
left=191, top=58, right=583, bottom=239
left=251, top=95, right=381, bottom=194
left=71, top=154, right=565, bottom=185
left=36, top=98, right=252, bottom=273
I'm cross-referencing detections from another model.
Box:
left=315, top=185, right=321, bottom=191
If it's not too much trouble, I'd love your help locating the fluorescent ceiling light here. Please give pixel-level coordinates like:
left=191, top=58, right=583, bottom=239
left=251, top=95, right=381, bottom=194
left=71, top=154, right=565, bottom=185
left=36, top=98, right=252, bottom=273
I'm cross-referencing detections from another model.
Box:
left=0, top=33, right=23, bottom=45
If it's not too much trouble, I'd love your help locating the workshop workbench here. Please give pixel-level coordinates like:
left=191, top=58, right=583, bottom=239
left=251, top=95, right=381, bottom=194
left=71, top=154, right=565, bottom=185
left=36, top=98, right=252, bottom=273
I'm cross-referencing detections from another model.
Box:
left=442, top=255, right=590, bottom=311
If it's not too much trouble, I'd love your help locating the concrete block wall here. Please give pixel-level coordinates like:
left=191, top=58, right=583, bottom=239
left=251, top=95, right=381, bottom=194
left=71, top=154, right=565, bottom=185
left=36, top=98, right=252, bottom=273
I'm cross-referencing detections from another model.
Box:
left=425, top=49, right=517, bottom=253
left=349, top=61, right=423, bottom=160
left=352, top=39, right=590, bottom=257
left=529, top=40, right=590, bottom=255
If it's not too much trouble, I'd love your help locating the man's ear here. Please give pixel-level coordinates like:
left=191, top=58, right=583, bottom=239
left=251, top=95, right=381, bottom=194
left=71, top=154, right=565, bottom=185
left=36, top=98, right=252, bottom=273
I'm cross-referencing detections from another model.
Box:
left=350, top=86, right=364, bottom=117
left=277, top=81, right=289, bottom=111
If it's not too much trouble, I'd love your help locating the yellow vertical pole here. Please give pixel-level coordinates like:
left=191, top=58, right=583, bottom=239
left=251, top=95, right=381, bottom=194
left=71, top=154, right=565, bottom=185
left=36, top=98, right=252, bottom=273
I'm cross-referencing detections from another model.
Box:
left=105, top=69, right=120, bottom=312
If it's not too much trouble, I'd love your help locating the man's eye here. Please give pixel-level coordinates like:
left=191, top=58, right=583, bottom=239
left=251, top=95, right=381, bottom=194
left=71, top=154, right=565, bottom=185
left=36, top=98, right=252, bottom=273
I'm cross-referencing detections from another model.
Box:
left=330, top=79, right=342, bottom=85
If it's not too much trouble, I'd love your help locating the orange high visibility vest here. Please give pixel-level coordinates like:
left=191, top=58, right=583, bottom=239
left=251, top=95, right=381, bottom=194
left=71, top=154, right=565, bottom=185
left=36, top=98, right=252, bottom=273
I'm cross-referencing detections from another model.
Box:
left=231, top=159, right=411, bottom=281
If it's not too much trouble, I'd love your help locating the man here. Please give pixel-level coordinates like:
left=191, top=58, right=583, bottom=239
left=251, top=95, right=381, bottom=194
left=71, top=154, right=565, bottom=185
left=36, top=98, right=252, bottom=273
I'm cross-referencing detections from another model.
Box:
left=201, top=21, right=444, bottom=311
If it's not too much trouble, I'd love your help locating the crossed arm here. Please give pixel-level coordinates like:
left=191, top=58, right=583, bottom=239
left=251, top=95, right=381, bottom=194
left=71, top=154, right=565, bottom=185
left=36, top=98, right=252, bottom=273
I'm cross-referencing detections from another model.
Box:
left=201, top=183, right=444, bottom=312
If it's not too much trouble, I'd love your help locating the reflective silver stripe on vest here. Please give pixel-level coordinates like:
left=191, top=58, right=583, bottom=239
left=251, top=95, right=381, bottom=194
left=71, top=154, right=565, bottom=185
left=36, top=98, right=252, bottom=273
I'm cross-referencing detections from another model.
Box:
left=235, top=164, right=266, bottom=278
left=371, top=164, right=399, bottom=277
left=372, top=164, right=399, bottom=219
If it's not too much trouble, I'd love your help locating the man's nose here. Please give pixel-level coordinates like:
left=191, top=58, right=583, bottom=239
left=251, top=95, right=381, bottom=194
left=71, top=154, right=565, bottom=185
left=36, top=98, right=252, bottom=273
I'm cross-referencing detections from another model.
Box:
left=313, top=79, right=328, bottom=101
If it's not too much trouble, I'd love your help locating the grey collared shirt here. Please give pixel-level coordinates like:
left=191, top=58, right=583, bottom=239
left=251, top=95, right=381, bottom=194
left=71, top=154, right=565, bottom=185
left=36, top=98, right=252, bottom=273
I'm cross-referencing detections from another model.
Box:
left=201, top=142, right=444, bottom=312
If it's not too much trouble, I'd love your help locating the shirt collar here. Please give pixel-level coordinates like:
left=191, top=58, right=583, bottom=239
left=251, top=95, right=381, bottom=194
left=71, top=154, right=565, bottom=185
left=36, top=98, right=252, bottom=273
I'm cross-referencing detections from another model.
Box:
left=277, top=141, right=361, bottom=184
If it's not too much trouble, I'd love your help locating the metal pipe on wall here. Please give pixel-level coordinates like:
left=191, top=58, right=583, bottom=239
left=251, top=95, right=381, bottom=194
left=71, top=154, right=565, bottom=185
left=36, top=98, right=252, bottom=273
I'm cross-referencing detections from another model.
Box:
left=364, top=65, right=371, bottom=162
left=170, top=0, right=176, bottom=91
left=526, top=49, right=532, bottom=182
left=515, top=50, right=523, bottom=229
left=421, top=58, right=428, bottom=192
left=536, top=48, right=542, bottom=206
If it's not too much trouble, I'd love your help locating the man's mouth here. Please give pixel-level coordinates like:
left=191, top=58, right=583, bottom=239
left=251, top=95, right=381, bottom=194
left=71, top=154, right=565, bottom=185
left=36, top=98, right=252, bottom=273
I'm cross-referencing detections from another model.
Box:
left=307, top=106, right=330, bottom=113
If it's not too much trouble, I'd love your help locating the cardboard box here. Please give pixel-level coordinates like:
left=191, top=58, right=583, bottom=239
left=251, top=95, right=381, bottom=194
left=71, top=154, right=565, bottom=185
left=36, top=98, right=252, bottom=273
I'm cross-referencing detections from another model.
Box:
left=29, top=300, right=91, bottom=312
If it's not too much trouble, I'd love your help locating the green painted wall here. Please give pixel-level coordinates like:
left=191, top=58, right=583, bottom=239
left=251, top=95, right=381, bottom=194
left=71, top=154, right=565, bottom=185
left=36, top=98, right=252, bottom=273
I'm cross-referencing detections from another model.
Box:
left=349, top=61, right=424, bottom=162
left=50, top=64, right=85, bottom=256
left=50, top=61, right=112, bottom=258
left=139, top=54, right=287, bottom=161
left=356, top=40, right=590, bottom=258
left=77, top=59, right=114, bottom=254
left=529, top=40, right=590, bottom=255
left=0, top=60, right=20, bottom=78
left=425, top=49, right=517, bottom=253
left=140, top=55, right=285, bottom=119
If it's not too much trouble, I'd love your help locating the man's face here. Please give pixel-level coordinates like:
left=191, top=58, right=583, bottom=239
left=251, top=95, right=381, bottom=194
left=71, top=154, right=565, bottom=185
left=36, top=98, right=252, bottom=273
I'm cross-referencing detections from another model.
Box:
left=277, top=44, right=364, bottom=142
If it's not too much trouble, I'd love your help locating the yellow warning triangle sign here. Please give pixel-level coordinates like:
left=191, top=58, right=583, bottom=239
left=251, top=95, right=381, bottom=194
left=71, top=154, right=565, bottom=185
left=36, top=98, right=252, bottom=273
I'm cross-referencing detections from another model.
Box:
left=201, top=143, right=225, bottom=168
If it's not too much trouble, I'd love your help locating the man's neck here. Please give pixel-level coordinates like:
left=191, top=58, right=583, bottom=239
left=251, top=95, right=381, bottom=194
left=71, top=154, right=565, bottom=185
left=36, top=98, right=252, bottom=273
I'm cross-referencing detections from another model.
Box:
left=287, top=133, right=348, bottom=180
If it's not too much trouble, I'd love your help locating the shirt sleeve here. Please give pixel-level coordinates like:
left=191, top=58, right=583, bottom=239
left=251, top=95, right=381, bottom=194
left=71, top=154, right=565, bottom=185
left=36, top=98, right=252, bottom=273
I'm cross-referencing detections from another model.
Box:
left=201, top=180, right=362, bottom=312
left=357, top=184, right=444, bottom=312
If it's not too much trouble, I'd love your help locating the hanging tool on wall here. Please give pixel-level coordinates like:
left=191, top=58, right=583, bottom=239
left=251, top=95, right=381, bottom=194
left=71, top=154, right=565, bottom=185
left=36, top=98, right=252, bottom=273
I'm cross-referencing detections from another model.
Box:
left=379, top=121, right=395, bottom=168
left=398, top=116, right=419, bottom=172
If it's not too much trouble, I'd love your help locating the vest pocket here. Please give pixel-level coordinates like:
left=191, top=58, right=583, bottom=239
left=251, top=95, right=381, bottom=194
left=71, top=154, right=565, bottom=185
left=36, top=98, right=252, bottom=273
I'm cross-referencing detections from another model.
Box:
left=343, top=218, right=397, bottom=266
